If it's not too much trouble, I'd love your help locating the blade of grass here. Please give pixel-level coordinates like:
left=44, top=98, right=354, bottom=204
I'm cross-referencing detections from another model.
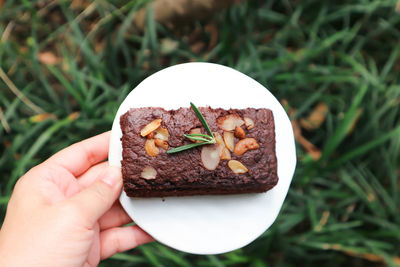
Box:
left=6, top=113, right=79, bottom=191
left=110, top=252, right=147, bottom=263
left=320, top=84, right=368, bottom=161
left=139, top=245, right=163, bottom=267
left=0, top=67, right=45, bottom=114
left=155, top=244, right=192, bottom=267
left=0, top=195, right=10, bottom=205
left=327, top=125, right=400, bottom=169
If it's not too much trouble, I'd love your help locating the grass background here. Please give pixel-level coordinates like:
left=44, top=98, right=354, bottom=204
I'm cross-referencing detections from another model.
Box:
left=1, top=0, right=399, bottom=266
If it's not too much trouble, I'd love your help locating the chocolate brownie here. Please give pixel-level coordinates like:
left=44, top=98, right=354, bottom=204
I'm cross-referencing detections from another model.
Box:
left=120, top=107, right=278, bottom=197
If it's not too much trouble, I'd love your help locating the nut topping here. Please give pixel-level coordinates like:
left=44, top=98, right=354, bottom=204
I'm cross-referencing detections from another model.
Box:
left=201, top=144, right=222, bottom=170
left=228, top=160, right=248, bottom=174
left=217, top=114, right=244, bottom=131
left=154, top=126, right=169, bottom=141
left=214, top=132, right=224, bottom=146
left=190, top=128, right=202, bottom=134
left=234, top=126, right=246, bottom=139
left=223, top=131, right=235, bottom=152
left=213, top=132, right=230, bottom=160
left=154, top=138, right=168, bottom=150
left=244, top=117, right=255, bottom=130
left=233, top=138, right=259, bottom=156
left=221, top=147, right=232, bottom=160
left=147, top=132, right=155, bottom=139
left=145, top=139, right=159, bottom=157
left=140, top=166, right=157, bottom=180
left=140, top=118, right=162, bottom=137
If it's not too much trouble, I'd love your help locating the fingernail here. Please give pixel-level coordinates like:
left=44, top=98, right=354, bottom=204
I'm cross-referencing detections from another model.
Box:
left=101, top=166, right=122, bottom=187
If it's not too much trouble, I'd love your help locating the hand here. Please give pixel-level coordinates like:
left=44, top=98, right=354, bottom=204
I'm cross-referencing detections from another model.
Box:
left=0, top=132, right=154, bottom=267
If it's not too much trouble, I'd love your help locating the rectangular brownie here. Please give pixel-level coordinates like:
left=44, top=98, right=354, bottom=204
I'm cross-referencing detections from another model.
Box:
left=120, top=106, right=278, bottom=197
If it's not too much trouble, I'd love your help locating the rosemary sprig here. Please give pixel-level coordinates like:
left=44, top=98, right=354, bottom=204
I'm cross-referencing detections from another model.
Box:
left=166, top=142, right=210, bottom=154
left=167, top=102, right=216, bottom=154
left=183, top=133, right=214, bottom=142
left=190, top=102, right=214, bottom=137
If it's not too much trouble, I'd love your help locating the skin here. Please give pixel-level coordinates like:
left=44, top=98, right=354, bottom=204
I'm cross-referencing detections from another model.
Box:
left=0, top=132, right=154, bottom=267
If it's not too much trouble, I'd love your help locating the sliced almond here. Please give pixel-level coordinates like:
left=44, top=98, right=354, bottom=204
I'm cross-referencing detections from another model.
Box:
left=228, top=160, right=248, bottom=174
left=233, top=137, right=260, bottom=156
left=154, top=138, right=168, bottom=150
left=214, top=132, right=230, bottom=160
left=154, top=126, right=169, bottom=141
left=234, top=126, right=246, bottom=139
left=145, top=139, right=159, bottom=157
left=223, top=131, right=235, bottom=152
left=244, top=117, right=255, bottom=130
left=201, top=144, right=222, bottom=170
left=221, top=147, right=232, bottom=160
left=214, top=132, right=224, bottom=145
left=140, top=118, right=162, bottom=137
left=190, top=128, right=202, bottom=135
left=141, top=166, right=157, bottom=180
left=217, top=114, right=244, bottom=131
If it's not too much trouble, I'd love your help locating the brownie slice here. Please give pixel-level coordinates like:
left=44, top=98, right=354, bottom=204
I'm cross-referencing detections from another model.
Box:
left=120, top=107, right=278, bottom=197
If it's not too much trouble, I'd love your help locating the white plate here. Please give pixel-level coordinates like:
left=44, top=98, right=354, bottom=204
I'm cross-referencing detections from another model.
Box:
left=109, top=63, right=296, bottom=255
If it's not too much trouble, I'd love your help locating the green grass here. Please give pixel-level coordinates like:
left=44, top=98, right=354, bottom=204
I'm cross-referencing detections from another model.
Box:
left=1, top=0, right=400, bottom=266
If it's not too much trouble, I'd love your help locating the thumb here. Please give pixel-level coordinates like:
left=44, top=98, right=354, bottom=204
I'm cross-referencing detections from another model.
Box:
left=68, top=166, right=122, bottom=227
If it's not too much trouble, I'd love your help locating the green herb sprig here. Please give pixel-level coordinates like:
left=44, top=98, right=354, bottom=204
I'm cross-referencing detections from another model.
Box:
left=167, top=102, right=216, bottom=154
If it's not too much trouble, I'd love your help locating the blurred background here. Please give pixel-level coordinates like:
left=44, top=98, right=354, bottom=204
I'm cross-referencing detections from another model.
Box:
left=1, top=0, right=399, bottom=266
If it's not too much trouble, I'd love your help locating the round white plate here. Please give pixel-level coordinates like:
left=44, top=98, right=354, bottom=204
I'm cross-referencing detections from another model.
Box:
left=109, top=62, right=296, bottom=255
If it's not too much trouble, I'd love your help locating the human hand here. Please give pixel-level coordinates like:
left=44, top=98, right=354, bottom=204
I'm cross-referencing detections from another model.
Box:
left=0, top=132, right=154, bottom=267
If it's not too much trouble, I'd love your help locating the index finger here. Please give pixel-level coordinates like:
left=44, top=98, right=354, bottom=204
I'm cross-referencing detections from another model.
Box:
left=45, top=131, right=110, bottom=177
